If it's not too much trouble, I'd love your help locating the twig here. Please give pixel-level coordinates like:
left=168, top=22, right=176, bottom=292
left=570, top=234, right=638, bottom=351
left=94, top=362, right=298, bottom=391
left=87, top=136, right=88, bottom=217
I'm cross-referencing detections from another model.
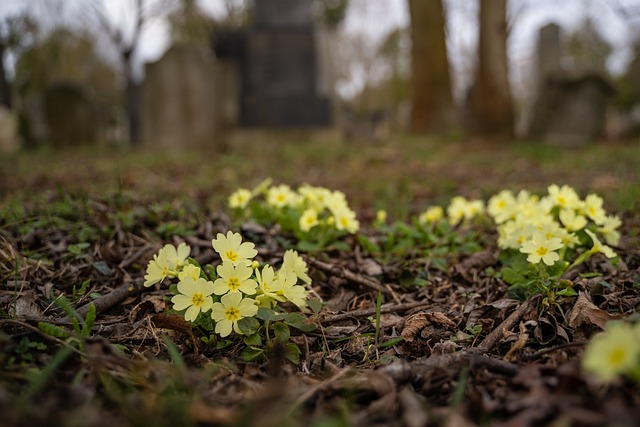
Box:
left=378, top=351, right=518, bottom=384
left=0, top=319, right=85, bottom=357
left=73, top=280, right=147, bottom=319
left=307, top=258, right=393, bottom=297
left=475, top=295, right=540, bottom=353
left=318, top=300, right=431, bottom=325
left=521, top=341, right=587, bottom=361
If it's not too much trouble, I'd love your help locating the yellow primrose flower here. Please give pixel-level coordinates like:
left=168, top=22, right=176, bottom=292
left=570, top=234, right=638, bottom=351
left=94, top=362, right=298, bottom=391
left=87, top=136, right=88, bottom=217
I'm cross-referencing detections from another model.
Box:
left=282, top=249, right=312, bottom=284
left=419, top=206, right=444, bottom=225
left=547, top=184, right=581, bottom=210
left=582, top=322, right=640, bottom=382
left=211, top=231, right=257, bottom=266
left=585, top=229, right=617, bottom=259
left=519, top=231, right=563, bottom=266
left=171, top=276, right=215, bottom=322
left=583, top=194, right=607, bottom=225
left=299, top=208, right=319, bottom=232
left=178, top=264, right=201, bottom=281
left=211, top=292, right=258, bottom=337
left=598, top=215, right=622, bottom=246
left=228, top=188, right=252, bottom=209
left=144, top=243, right=191, bottom=287
left=267, top=184, right=298, bottom=208
left=558, top=208, right=587, bottom=232
left=447, top=196, right=484, bottom=225
left=487, top=190, right=516, bottom=224
left=255, top=265, right=285, bottom=308
left=212, top=261, right=258, bottom=295
left=332, top=207, right=360, bottom=233
left=277, top=269, right=309, bottom=309
left=376, top=209, right=387, bottom=224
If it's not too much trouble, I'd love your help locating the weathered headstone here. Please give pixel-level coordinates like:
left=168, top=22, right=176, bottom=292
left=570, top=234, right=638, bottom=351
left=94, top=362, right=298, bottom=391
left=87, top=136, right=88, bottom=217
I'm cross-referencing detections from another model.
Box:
left=43, top=82, right=99, bottom=147
left=526, top=23, right=614, bottom=146
left=0, top=106, right=19, bottom=155
left=214, top=0, right=331, bottom=128
left=141, top=45, right=237, bottom=149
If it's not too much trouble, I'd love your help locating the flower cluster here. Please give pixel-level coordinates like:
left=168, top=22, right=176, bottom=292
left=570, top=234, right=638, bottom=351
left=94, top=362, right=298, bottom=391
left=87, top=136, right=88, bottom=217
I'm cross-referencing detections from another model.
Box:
left=228, top=180, right=359, bottom=241
left=582, top=321, right=640, bottom=383
left=144, top=231, right=311, bottom=338
left=487, top=185, right=619, bottom=266
left=417, top=197, right=484, bottom=226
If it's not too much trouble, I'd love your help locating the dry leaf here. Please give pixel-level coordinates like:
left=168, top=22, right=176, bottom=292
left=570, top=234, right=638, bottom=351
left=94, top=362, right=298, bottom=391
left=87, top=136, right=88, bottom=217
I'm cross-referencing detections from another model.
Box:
left=568, top=292, right=621, bottom=329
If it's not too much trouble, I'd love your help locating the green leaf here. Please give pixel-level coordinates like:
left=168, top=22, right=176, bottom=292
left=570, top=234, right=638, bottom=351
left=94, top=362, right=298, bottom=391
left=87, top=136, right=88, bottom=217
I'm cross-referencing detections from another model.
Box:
left=37, top=322, right=70, bottom=339
left=92, top=261, right=113, bottom=276
left=500, top=267, right=528, bottom=286
left=81, top=302, right=96, bottom=337
left=273, top=322, right=290, bottom=343
left=284, top=313, right=316, bottom=332
left=240, top=346, right=264, bottom=362
left=283, top=343, right=301, bottom=364
left=296, top=240, right=322, bottom=253
left=244, top=333, right=262, bottom=346
left=237, top=317, right=261, bottom=336
left=329, top=240, right=351, bottom=252
left=556, top=287, right=578, bottom=297
left=378, top=336, right=404, bottom=349
left=257, top=307, right=277, bottom=321
left=357, top=235, right=381, bottom=254
left=307, top=297, right=323, bottom=314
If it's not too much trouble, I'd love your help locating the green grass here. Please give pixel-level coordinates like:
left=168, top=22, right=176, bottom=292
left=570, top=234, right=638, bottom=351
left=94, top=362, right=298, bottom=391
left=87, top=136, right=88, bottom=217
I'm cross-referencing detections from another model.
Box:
left=2, top=133, right=639, bottom=214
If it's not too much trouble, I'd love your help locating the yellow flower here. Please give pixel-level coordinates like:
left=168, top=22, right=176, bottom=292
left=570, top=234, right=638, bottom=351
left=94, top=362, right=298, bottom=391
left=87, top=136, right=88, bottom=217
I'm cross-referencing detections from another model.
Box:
left=558, top=208, right=587, bottom=232
left=211, top=231, right=257, bottom=266
left=299, top=208, right=319, bottom=232
left=585, top=229, right=617, bottom=259
left=211, top=292, right=258, bottom=337
left=487, top=190, right=516, bottom=224
left=547, top=184, right=581, bottom=210
left=332, top=207, right=359, bottom=233
left=267, top=184, right=298, bottom=208
left=582, top=322, right=640, bottom=382
left=213, top=261, right=258, bottom=295
left=277, top=269, right=309, bottom=309
left=418, top=206, right=444, bottom=225
left=178, top=264, right=201, bottom=281
left=255, top=265, right=285, bottom=307
left=519, top=231, right=563, bottom=266
left=447, top=196, right=484, bottom=225
left=228, top=188, right=252, bottom=209
left=583, top=194, right=607, bottom=225
left=282, top=250, right=312, bottom=284
left=598, top=215, right=622, bottom=246
left=375, top=209, right=387, bottom=224
left=171, top=277, right=215, bottom=322
left=143, top=243, right=191, bottom=287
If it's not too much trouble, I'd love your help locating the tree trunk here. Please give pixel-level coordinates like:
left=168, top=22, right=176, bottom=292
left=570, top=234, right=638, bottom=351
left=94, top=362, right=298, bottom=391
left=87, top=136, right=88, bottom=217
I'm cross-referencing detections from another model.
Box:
left=408, top=0, right=457, bottom=133
left=123, top=51, right=140, bottom=146
left=0, top=42, right=12, bottom=109
left=469, top=0, right=513, bottom=138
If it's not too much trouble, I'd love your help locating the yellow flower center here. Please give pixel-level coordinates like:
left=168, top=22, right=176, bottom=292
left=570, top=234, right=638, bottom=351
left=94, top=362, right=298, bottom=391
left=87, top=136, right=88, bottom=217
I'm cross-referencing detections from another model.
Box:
left=608, top=347, right=627, bottom=367
left=536, top=246, right=549, bottom=257
left=262, top=281, right=270, bottom=291
left=557, top=196, right=566, bottom=206
left=225, top=250, right=238, bottom=262
left=228, top=278, right=241, bottom=290
left=225, top=307, right=240, bottom=321
left=277, top=194, right=286, bottom=202
left=191, top=293, right=205, bottom=307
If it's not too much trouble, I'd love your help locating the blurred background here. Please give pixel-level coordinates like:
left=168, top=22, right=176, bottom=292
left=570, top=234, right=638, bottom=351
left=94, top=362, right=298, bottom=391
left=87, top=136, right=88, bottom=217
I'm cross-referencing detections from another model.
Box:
left=0, top=0, right=639, bottom=154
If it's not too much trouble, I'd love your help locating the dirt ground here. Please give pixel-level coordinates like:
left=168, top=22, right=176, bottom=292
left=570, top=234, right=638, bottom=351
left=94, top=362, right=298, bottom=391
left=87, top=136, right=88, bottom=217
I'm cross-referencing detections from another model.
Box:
left=1, top=136, right=639, bottom=426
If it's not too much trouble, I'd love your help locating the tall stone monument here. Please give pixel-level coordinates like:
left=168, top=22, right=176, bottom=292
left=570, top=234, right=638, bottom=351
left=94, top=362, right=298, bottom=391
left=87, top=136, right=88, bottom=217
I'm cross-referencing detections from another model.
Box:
left=214, top=0, right=331, bottom=128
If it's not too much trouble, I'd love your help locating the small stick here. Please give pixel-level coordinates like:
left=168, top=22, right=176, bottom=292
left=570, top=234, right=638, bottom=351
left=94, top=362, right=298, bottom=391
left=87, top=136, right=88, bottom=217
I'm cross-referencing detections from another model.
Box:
left=307, top=258, right=393, bottom=297
left=74, top=280, right=147, bottom=319
left=475, top=295, right=540, bottom=353
left=319, top=300, right=431, bottom=324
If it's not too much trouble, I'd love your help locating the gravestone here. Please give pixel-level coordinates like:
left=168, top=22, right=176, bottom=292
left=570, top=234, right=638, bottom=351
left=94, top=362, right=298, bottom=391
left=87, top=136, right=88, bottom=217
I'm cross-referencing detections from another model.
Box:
left=526, top=23, right=614, bottom=146
left=141, top=45, right=237, bottom=149
left=214, top=0, right=331, bottom=128
left=43, top=82, right=99, bottom=147
left=0, top=106, right=19, bottom=155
